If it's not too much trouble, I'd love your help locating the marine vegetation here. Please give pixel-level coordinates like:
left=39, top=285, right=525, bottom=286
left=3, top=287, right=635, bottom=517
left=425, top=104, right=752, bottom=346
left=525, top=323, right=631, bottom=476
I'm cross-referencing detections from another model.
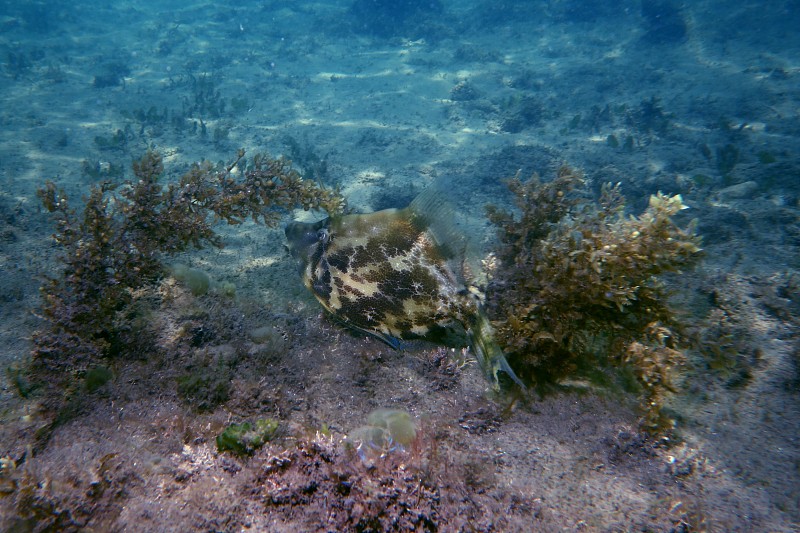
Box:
left=285, top=190, right=523, bottom=390
left=217, top=419, right=280, bottom=456
left=260, top=436, right=440, bottom=531
left=31, top=150, right=343, bottom=417
left=486, top=167, right=702, bottom=432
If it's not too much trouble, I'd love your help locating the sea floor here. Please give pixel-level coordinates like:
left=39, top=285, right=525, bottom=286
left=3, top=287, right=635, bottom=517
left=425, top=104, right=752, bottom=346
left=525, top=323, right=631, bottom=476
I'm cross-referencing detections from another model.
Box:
left=1, top=1, right=798, bottom=531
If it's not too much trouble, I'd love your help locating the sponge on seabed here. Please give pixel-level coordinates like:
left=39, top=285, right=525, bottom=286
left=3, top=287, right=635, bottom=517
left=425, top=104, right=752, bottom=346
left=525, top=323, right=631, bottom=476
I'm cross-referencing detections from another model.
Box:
left=345, top=408, right=418, bottom=455
left=367, top=408, right=417, bottom=447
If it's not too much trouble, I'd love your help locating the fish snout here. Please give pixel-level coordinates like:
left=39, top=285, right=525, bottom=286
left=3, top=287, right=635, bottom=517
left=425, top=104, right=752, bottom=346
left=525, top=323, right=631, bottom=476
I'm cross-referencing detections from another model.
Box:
left=284, top=219, right=328, bottom=260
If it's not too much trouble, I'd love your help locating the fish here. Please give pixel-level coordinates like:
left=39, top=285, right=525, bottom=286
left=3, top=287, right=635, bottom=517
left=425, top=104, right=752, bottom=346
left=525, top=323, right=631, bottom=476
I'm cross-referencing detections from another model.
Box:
left=284, top=190, right=523, bottom=390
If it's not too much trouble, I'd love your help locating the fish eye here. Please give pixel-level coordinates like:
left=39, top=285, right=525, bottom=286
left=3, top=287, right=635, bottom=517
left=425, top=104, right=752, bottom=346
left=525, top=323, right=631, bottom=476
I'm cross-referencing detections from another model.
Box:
left=317, top=228, right=331, bottom=244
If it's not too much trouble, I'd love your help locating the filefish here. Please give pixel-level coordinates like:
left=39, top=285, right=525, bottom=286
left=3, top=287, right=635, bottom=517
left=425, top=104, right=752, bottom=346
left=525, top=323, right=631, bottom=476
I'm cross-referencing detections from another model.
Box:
left=284, top=190, right=523, bottom=390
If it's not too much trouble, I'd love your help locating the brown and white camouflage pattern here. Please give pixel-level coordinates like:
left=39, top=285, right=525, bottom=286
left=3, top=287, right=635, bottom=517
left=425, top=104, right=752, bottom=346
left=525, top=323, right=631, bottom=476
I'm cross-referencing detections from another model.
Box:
left=285, top=205, right=474, bottom=347
left=285, top=193, right=524, bottom=389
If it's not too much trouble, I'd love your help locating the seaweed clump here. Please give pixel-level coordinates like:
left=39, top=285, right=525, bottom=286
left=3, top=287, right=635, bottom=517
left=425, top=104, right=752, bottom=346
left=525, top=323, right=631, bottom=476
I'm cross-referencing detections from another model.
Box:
left=217, top=419, right=280, bottom=456
left=486, top=167, right=701, bottom=432
left=32, top=150, right=343, bottom=411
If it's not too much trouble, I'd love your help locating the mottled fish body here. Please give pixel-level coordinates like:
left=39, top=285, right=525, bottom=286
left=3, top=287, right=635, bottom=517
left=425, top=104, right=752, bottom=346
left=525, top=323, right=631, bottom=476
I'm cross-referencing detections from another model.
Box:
left=285, top=191, right=523, bottom=389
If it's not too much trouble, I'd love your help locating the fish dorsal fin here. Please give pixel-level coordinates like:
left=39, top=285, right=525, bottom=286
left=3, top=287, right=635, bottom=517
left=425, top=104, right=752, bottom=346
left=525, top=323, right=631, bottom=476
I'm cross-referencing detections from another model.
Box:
left=407, top=188, right=467, bottom=261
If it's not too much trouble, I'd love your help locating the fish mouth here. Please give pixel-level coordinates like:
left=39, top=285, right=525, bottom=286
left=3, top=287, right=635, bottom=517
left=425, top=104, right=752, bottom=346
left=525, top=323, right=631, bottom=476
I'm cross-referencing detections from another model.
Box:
left=284, top=218, right=328, bottom=260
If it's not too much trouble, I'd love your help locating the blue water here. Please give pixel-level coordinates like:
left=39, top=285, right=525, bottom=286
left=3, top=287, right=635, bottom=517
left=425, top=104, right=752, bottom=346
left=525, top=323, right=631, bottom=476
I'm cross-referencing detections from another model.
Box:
left=1, top=1, right=798, bottom=530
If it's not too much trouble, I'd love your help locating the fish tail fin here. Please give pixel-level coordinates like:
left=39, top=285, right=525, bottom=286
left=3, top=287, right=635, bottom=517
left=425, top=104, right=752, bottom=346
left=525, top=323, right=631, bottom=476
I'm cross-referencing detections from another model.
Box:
left=469, top=309, right=525, bottom=391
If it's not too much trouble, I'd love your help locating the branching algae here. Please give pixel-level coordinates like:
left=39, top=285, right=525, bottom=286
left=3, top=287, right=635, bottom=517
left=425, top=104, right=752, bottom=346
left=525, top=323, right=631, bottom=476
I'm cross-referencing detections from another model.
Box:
left=486, top=167, right=702, bottom=432
left=32, top=150, right=343, bottom=416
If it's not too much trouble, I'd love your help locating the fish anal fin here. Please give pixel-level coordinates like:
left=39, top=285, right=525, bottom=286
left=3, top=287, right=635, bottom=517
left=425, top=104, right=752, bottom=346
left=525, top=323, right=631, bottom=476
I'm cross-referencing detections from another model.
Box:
left=327, top=312, right=403, bottom=350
